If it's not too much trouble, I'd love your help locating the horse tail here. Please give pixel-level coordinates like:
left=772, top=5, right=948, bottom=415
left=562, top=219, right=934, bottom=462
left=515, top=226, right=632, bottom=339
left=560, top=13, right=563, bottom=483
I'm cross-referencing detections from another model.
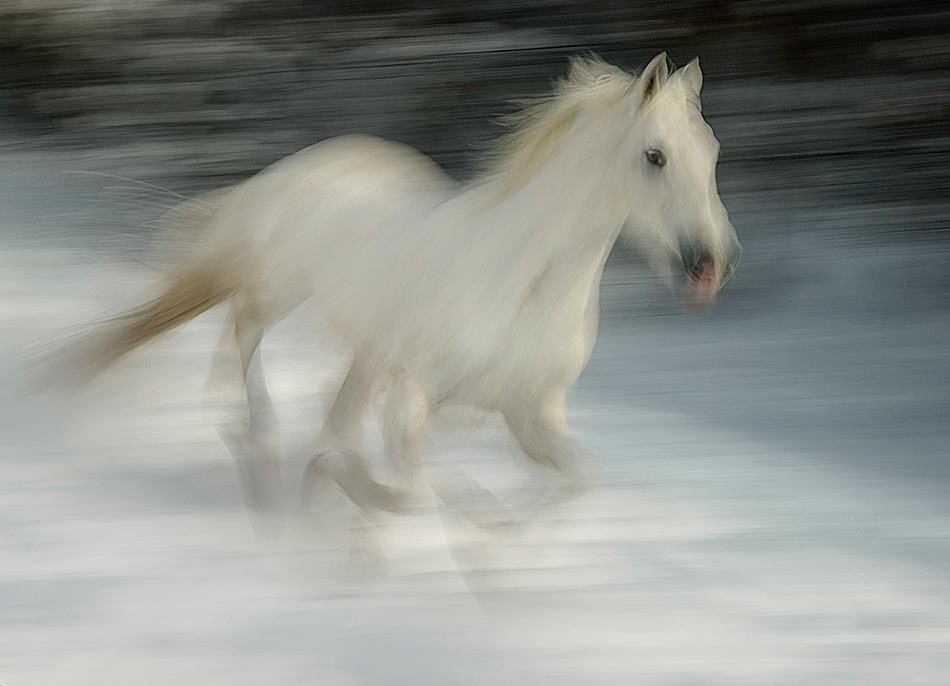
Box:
left=42, top=250, right=243, bottom=390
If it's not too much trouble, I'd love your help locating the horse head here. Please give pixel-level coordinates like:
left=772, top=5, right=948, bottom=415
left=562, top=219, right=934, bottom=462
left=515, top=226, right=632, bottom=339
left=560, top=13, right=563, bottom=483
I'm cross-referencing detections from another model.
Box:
left=619, top=53, right=742, bottom=311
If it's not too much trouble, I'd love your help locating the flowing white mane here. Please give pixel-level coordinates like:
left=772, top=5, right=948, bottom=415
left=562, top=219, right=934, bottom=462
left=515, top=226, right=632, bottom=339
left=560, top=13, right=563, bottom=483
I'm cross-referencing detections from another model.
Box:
left=481, top=56, right=637, bottom=193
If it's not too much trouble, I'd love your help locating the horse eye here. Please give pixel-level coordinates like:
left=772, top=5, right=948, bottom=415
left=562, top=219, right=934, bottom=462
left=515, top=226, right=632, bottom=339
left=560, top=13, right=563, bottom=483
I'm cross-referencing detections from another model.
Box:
left=646, top=149, right=666, bottom=167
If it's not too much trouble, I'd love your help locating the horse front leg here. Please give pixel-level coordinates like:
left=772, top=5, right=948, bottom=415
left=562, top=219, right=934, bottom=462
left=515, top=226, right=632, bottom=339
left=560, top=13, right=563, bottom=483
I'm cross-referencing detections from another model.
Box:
left=302, top=357, right=417, bottom=515
left=380, top=374, right=429, bottom=502
left=503, top=389, right=600, bottom=511
left=301, top=364, right=427, bottom=580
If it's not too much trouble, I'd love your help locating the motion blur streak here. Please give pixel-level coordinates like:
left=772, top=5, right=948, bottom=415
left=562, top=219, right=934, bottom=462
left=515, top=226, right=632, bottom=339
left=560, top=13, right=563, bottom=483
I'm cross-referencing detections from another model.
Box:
left=2, top=3, right=949, bottom=686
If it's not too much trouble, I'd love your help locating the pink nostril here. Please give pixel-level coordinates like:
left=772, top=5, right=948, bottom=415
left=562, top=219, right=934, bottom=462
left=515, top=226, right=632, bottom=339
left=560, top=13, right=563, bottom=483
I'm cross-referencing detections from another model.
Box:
left=687, top=255, right=718, bottom=284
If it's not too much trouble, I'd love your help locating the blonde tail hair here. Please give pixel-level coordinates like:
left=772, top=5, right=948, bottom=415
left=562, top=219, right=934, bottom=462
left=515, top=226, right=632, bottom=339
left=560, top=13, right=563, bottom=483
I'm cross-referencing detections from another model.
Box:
left=45, top=253, right=241, bottom=389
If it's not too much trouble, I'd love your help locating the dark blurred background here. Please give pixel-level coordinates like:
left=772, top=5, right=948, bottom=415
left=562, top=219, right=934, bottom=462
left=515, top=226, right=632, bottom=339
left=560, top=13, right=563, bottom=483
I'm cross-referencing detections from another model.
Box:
left=1, top=1, right=947, bottom=196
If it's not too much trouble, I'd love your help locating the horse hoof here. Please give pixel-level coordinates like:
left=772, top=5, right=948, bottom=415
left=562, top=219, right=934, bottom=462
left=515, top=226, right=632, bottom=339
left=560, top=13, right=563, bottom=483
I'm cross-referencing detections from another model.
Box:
left=302, top=449, right=344, bottom=505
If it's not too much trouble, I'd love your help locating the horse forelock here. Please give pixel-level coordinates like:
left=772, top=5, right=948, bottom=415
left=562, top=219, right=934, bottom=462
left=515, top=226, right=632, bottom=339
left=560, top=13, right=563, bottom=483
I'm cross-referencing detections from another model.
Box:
left=479, top=56, right=637, bottom=196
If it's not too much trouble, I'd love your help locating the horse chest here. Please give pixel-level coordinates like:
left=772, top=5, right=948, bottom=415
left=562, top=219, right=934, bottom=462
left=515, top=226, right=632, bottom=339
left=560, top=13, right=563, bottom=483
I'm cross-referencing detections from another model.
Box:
left=426, top=266, right=600, bottom=408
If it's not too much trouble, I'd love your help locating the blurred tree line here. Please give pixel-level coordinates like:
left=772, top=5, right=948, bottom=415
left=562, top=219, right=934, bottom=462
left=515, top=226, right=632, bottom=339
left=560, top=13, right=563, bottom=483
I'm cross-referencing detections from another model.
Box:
left=0, top=0, right=947, bottom=230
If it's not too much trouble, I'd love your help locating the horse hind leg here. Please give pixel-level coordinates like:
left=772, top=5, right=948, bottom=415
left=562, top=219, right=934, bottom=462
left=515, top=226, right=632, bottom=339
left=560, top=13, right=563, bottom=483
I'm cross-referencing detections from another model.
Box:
left=211, top=304, right=282, bottom=517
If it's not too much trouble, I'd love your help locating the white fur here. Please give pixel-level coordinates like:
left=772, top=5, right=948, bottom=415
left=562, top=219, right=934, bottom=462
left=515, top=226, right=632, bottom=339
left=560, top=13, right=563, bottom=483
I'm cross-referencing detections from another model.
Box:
left=91, top=54, right=741, bottom=516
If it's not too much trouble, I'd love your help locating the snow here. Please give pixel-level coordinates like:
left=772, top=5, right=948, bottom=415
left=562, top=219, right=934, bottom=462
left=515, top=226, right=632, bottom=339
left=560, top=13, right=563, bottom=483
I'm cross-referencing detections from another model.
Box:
left=2, top=141, right=949, bottom=685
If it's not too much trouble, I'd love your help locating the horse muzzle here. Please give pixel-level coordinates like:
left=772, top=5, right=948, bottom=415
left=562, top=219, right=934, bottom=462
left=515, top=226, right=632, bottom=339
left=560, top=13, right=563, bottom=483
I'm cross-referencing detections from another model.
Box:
left=678, top=237, right=741, bottom=311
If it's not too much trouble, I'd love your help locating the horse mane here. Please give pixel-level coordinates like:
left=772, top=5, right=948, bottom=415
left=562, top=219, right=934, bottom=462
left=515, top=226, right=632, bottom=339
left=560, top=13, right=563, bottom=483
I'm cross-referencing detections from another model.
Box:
left=480, top=55, right=637, bottom=194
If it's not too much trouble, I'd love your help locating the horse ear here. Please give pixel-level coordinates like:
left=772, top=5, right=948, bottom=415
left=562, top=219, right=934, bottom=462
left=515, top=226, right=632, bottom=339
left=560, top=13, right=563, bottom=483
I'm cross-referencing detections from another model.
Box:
left=679, top=57, right=703, bottom=94
left=639, top=53, right=669, bottom=104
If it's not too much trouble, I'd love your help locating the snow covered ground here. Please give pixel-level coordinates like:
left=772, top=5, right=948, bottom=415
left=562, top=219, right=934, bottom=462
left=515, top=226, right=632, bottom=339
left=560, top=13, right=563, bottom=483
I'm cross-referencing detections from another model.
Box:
left=2, top=141, right=949, bottom=685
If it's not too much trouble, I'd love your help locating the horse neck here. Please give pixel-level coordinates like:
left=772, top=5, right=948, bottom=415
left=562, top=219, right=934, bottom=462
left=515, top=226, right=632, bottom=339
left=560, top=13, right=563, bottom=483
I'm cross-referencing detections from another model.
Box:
left=485, top=132, right=629, bottom=292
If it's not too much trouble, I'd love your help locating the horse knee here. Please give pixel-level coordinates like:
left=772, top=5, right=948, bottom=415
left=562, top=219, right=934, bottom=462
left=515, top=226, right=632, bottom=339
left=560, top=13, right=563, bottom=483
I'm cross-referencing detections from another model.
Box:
left=381, top=376, right=429, bottom=476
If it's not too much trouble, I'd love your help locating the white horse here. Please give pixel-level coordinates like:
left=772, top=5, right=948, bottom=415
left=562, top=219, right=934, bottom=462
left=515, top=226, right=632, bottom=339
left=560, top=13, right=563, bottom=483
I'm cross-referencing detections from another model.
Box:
left=58, top=54, right=740, bottom=520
